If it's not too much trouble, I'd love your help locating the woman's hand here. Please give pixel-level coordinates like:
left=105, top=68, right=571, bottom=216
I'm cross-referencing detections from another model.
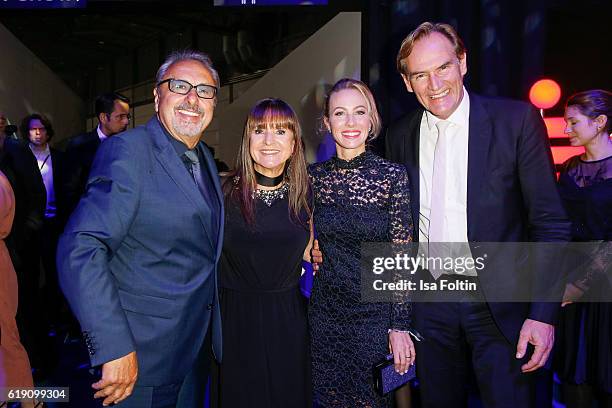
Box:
left=311, top=240, right=322, bottom=274
left=389, top=330, right=415, bottom=374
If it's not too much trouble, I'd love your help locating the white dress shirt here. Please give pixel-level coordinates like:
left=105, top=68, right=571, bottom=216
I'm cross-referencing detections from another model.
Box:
left=419, top=87, right=471, bottom=244
left=97, top=125, right=109, bottom=142
left=29, top=143, right=56, bottom=218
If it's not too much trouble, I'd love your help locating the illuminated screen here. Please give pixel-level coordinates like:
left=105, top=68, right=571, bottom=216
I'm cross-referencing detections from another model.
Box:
left=214, top=0, right=327, bottom=5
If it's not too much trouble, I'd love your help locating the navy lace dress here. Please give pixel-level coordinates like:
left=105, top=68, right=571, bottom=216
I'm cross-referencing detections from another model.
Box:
left=309, top=150, right=413, bottom=407
left=555, top=154, right=612, bottom=393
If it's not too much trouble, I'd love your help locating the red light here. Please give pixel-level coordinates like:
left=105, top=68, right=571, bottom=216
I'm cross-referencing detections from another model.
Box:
left=544, top=117, right=567, bottom=138
left=529, top=79, right=561, bottom=109
left=552, top=146, right=584, bottom=164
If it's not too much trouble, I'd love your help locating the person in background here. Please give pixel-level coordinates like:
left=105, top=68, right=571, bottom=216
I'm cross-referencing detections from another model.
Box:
left=555, top=89, right=612, bottom=408
left=20, top=113, right=70, bottom=331
left=218, top=98, right=312, bottom=407
left=0, top=112, right=8, bottom=145
left=309, top=78, right=415, bottom=407
left=0, top=113, right=20, bottom=149
left=64, top=92, right=130, bottom=216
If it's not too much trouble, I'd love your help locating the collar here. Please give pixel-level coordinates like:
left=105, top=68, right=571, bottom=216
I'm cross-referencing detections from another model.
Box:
left=29, top=143, right=50, bottom=156
left=331, top=150, right=374, bottom=170
left=424, top=86, right=470, bottom=131
left=96, top=125, right=109, bottom=142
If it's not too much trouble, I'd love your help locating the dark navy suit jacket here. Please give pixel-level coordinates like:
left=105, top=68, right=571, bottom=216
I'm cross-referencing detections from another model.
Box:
left=63, top=129, right=101, bottom=217
left=58, top=117, right=223, bottom=386
left=386, top=93, right=571, bottom=344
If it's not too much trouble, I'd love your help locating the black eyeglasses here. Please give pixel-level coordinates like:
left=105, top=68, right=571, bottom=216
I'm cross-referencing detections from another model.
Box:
left=157, top=78, right=217, bottom=99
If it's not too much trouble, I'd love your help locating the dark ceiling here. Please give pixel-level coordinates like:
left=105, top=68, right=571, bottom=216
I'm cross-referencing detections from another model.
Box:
left=0, top=0, right=361, bottom=101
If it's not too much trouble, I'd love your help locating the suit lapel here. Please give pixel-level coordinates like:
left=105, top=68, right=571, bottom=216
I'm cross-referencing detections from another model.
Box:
left=404, top=111, right=423, bottom=241
left=198, top=143, right=224, bottom=258
left=86, top=130, right=101, bottom=152
left=50, top=148, right=61, bottom=193
left=466, top=94, right=492, bottom=241
left=91, top=130, right=101, bottom=146
left=147, top=118, right=216, bottom=249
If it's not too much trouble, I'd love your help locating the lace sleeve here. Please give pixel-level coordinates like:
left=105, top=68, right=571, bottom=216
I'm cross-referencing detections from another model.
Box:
left=388, top=165, right=413, bottom=331
left=389, top=166, right=413, bottom=244
left=573, top=241, right=612, bottom=293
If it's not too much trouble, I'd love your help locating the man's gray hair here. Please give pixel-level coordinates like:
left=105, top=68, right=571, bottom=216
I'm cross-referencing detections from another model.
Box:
left=156, top=50, right=220, bottom=89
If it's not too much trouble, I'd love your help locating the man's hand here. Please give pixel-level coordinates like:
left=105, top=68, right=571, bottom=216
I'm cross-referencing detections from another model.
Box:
left=389, top=330, right=416, bottom=375
left=311, top=239, right=323, bottom=273
left=562, top=283, right=585, bottom=307
left=516, top=319, right=554, bottom=373
left=92, top=351, right=138, bottom=406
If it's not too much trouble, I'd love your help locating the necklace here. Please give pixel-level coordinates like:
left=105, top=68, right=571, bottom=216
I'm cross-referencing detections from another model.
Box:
left=255, top=170, right=284, bottom=187
left=255, top=183, right=288, bottom=207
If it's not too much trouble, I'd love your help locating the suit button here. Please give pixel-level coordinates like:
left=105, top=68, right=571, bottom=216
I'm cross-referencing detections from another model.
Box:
left=207, top=303, right=213, bottom=310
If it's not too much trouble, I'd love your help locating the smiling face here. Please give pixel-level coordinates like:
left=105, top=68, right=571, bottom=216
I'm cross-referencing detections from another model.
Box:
left=400, top=32, right=467, bottom=119
left=325, top=88, right=372, bottom=160
left=249, top=124, right=295, bottom=178
left=564, top=105, right=602, bottom=148
left=28, top=118, right=50, bottom=147
left=154, top=59, right=216, bottom=148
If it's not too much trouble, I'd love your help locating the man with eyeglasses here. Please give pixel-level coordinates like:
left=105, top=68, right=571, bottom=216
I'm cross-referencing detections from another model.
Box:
left=58, top=50, right=223, bottom=408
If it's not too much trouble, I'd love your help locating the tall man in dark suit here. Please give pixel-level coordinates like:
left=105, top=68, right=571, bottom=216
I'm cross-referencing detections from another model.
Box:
left=386, top=22, right=571, bottom=407
left=64, top=92, right=130, bottom=216
left=58, top=50, right=223, bottom=408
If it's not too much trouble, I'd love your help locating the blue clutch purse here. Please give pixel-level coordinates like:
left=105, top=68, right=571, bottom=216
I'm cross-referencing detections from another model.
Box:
left=373, top=354, right=416, bottom=395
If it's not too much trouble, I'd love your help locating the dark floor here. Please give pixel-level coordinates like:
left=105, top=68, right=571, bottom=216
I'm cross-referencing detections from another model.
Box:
left=30, top=329, right=568, bottom=408
left=34, top=330, right=103, bottom=408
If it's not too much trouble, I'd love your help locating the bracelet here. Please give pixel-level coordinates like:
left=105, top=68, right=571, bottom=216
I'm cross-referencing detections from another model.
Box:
left=388, top=328, right=425, bottom=342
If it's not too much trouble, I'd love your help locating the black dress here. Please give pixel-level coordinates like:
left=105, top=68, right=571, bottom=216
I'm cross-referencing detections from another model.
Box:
left=218, top=183, right=312, bottom=407
left=556, top=154, right=612, bottom=393
left=309, top=151, right=413, bottom=407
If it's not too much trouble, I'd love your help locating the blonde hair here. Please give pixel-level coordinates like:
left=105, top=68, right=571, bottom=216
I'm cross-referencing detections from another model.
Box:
left=322, top=78, right=382, bottom=141
left=396, top=22, right=466, bottom=76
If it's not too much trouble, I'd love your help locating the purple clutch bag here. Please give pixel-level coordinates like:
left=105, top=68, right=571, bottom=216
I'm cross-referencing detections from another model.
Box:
left=373, top=354, right=416, bottom=395
left=300, top=260, right=313, bottom=298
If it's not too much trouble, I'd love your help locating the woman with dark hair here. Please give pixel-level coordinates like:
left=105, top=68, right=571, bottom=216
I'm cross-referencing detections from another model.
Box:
left=309, top=78, right=415, bottom=407
left=218, top=98, right=312, bottom=407
left=556, top=89, right=612, bottom=408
